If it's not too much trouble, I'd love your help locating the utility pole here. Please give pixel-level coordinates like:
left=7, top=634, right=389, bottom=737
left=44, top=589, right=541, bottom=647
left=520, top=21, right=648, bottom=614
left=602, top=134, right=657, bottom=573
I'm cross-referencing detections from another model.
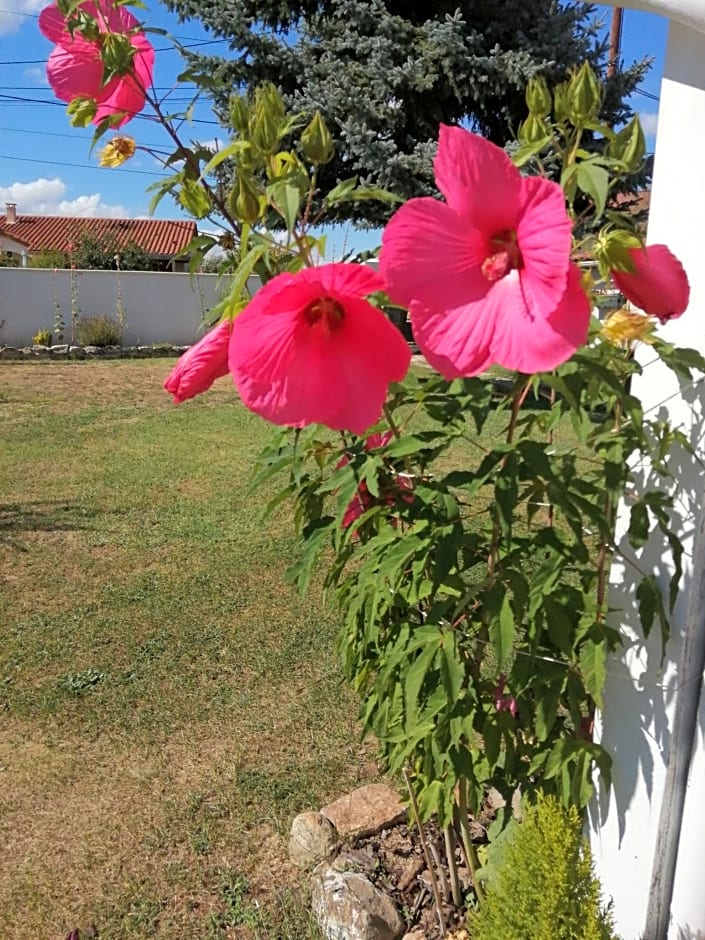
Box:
left=607, top=6, right=624, bottom=78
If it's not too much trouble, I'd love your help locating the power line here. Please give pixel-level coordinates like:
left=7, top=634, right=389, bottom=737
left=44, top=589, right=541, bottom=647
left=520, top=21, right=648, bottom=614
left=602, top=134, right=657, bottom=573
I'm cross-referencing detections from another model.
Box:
left=0, top=92, right=221, bottom=125
left=0, top=152, right=166, bottom=176
left=0, top=123, right=167, bottom=150
left=0, top=37, right=228, bottom=66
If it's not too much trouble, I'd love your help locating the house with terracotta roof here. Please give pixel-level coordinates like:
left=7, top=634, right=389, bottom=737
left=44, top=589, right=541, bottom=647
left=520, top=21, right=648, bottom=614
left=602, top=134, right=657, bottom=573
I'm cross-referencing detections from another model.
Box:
left=0, top=203, right=197, bottom=271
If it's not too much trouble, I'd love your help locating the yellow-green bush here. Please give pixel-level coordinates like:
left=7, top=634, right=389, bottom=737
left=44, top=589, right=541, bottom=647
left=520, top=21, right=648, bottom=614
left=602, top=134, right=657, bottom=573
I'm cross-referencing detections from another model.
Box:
left=469, top=794, right=618, bottom=940
left=32, top=328, right=52, bottom=346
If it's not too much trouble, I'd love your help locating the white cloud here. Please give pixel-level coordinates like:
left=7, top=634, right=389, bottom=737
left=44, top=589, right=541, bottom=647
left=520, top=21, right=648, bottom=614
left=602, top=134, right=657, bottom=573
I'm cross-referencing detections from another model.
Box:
left=23, top=65, right=49, bottom=86
left=0, top=0, right=45, bottom=36
left=0, top=178, right=129, bottom=217
left=639, top=111, right=659, bottom=137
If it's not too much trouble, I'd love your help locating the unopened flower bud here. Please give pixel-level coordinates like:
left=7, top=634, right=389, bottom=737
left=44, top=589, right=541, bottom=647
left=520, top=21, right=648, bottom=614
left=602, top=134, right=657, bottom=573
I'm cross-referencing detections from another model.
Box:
left=525, top=76, right=552, bottom=117
left=566, top=62, right=602, bottom=125
left=229, top=94, right=249, bottom=134
left=607, top=115, right=645, bottom=172
left=229, top=171, right=261, bottom=224
left=301, top=111, right=335, bottom=165
left=518, top=114, right=549, bottom=146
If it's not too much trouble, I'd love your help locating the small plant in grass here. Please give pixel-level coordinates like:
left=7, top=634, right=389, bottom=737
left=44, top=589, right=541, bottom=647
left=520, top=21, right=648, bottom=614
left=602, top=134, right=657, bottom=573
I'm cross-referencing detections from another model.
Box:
left=76, top=314, right=123, bottom=347
left=49, top=8, right=700, bottom=932
left=470, top=793, right=617, bottom=940
left=60, top=668, right=105, bottom=695
left=32, top=328, right=52, bottom=346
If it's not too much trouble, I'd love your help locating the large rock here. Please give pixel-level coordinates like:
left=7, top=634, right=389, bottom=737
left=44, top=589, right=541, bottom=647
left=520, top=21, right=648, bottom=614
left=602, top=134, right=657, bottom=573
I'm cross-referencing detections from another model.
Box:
left=311, top=864, right=404, bottom=940
left=289, top=811, right=337, bottom=869
left=320, top=784, right=406, bottom=839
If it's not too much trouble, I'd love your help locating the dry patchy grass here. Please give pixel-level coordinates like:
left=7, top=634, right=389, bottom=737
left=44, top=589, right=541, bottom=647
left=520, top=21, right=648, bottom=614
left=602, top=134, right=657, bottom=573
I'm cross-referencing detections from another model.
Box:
left=0, top=361, right=372, bottom=939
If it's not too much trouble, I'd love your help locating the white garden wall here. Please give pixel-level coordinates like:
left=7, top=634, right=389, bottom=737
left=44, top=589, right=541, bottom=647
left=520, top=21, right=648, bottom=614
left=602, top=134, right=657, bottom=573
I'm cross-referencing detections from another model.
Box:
left=0, top=267, right=262, bottom=347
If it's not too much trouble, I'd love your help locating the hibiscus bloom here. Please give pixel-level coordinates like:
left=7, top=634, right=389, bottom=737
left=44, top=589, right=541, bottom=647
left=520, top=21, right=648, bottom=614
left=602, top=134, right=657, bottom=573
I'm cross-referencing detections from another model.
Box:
left=228, top=263, right=411, bottom=435
left=380, top=125, right=590, bottom=377
left=164, top=320, right=232, bottom=404
left=611, top=244, right=689, bottom=324
left=493, top=674, right=518, bottom=718
left=39, top=0, right=154, bottom=127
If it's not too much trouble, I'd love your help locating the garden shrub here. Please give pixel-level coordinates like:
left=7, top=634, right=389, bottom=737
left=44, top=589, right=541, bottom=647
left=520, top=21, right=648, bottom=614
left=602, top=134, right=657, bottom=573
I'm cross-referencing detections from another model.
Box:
left=76, top=314, right=122, bottom=347
left=32, top=328, right=52, bottom=346
left=470, top=794, right=618, bottom=940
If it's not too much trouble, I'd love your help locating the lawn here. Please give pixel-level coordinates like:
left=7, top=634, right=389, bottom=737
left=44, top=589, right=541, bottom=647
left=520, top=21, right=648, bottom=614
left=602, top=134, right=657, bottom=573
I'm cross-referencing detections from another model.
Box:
left=0, top=359, right=585, bottom=939
left=0, top=361, right=369, bottom=939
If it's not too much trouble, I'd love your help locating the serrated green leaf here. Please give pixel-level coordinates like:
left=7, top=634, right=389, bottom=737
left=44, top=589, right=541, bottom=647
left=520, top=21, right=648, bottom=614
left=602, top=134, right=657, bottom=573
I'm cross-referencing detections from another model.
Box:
left=579, top=639, right=607, bottom=708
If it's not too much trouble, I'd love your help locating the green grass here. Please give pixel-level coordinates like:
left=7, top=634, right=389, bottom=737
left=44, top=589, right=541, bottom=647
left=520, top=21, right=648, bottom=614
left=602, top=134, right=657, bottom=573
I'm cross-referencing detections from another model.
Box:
left=0, top=361, right=362, bottom=939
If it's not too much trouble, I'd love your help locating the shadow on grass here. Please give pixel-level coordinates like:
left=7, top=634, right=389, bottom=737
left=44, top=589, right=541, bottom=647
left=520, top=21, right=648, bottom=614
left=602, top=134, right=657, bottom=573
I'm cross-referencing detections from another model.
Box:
left=0, top=500, right=100, bottom=547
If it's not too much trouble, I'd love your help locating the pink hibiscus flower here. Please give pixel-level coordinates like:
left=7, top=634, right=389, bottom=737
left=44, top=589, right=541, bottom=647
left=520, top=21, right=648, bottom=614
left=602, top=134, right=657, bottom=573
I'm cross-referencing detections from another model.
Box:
left=380, top=124, right=590, bottom=377
left=493, top=674, right=518, bottom=719
left=164, top=320, right=232, bottom=404
left=611, top=244, right=689, bottom=324
left=228, top=263, right=412, bottom=435
left=39, top=0, right=154, bottom=127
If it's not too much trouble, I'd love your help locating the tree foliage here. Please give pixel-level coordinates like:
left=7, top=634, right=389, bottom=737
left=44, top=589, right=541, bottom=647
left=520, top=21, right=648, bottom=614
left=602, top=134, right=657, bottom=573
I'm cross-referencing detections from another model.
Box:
left=165, top=0, right=649, bottom=223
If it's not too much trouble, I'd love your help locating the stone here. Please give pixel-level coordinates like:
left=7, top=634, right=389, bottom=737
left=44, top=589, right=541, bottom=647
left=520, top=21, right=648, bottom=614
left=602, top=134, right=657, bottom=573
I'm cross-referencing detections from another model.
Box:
left=50, top=344, right=69, bottom=355
left=320, top=784, right=406, bottom=840
left=402, top=931, right=427, bottom=940
left=0, top=346, right=22, bottom=359
left=311, top=864, right=404, bottom=940
left=68, top=345, right=86, bottom=358
left=289, top=811, right=337, bottom=869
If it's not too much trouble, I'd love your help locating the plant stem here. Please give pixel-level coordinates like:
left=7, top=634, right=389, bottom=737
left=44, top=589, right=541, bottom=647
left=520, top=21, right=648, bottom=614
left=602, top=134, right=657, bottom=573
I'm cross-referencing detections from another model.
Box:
left=444, top=823, right=463, bottom=907
left=403, top=768, right=447, bottom=936
left=383, top=402, right=402, bottom=440
left=429, top=839, right=450, bottom=904
left=456, top=778, right=484, bottom=903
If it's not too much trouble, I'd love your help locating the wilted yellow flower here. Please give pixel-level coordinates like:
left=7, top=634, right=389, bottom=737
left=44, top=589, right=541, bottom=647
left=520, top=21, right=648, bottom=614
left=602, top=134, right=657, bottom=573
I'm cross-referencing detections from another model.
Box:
left=98, top=136, right=136, bottom=168
left=601, top=308, right=655, bottom=347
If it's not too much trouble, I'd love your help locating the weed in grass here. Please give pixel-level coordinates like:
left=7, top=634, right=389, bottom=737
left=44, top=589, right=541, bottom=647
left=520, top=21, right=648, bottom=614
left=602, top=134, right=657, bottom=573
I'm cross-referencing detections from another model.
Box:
left=60, top=668, right=106, bottom=695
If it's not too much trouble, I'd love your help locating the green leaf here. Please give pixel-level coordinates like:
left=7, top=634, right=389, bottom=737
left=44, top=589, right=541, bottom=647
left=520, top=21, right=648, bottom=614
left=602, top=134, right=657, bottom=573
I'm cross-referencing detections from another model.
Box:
left=628, top=500, right=650, bottom=549
left=201, top=140, right=252, bottom=176
left=489, top=591, right=514, bottom=670
left=576, top=161, right=608, bottom=219
left=267, top=180, right=303, bottom=234
left=323, top=176, right=358, bottom=206
left=636, top=575, right=669, bottom=652
left=579, top=639, right=607, bottom=709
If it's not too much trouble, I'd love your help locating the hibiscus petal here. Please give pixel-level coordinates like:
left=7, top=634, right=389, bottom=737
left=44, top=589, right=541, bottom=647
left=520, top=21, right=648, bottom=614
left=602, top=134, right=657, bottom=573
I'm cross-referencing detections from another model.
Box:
left=516, top=175, right=573, bottom=318
left=46, top=43, right=104, bottom=101
left=164, top=320, right=232, bottom=404
left=433, top=124, right=521, bottom=233
left=410, top=296, right=496, bottom=379
left=39, top=4, right=69, bottom=43
left=612, top=244, right=690, bottom=323
left=490, top=263, right=590, bottom=373
left=296, top=260, right=384, bottom=298
left=380, top=197, right=487, bottom=311
left=95, top=75, right=148, bottom=125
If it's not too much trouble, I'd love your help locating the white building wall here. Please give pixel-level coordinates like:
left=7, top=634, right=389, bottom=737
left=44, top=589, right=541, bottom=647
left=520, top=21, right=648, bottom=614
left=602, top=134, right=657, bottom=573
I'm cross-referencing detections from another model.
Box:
left=0, top=267, right=262, bottom=347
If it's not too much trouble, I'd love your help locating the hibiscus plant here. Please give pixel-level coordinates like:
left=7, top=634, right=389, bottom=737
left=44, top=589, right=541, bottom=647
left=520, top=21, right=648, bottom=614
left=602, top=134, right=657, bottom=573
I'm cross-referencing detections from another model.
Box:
left=40, top=0, right=704, bottom=923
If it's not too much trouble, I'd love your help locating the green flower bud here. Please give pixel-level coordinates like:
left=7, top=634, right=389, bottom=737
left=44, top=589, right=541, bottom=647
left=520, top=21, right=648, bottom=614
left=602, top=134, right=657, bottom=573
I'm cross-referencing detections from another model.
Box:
left=300, top=111, right=335, bottom=166
left=518, top=114, right=549, bottom=146
left=607, top=116, right=646, bottom=172
left=566, top=62, right=602, bottom=126
left=525, top=76, right=552, bottom=118
left=67, top=96, right=97, bottom=127
left=553, top=82, right=569, bottom=123
left=229, top=94, right=249, bottom=135
left=228, top=171, right=261, bottom=224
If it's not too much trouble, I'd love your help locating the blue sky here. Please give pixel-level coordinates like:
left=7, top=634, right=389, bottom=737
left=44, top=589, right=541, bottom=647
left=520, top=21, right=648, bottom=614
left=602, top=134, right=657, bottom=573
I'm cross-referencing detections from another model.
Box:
left=0, top=2, right=669, bottom=255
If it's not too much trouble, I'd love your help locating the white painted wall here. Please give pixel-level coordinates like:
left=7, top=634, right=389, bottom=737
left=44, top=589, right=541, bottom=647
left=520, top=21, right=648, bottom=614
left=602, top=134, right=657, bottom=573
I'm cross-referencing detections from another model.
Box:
left=591, top=6, right=705, bottom=939
left=0, top=267, right=261, bottom=347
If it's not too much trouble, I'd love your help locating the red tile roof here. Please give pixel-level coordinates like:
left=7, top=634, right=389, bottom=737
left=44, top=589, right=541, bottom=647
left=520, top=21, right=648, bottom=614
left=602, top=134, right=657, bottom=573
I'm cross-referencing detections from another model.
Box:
left=0, top=214, right=197, bottom=258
